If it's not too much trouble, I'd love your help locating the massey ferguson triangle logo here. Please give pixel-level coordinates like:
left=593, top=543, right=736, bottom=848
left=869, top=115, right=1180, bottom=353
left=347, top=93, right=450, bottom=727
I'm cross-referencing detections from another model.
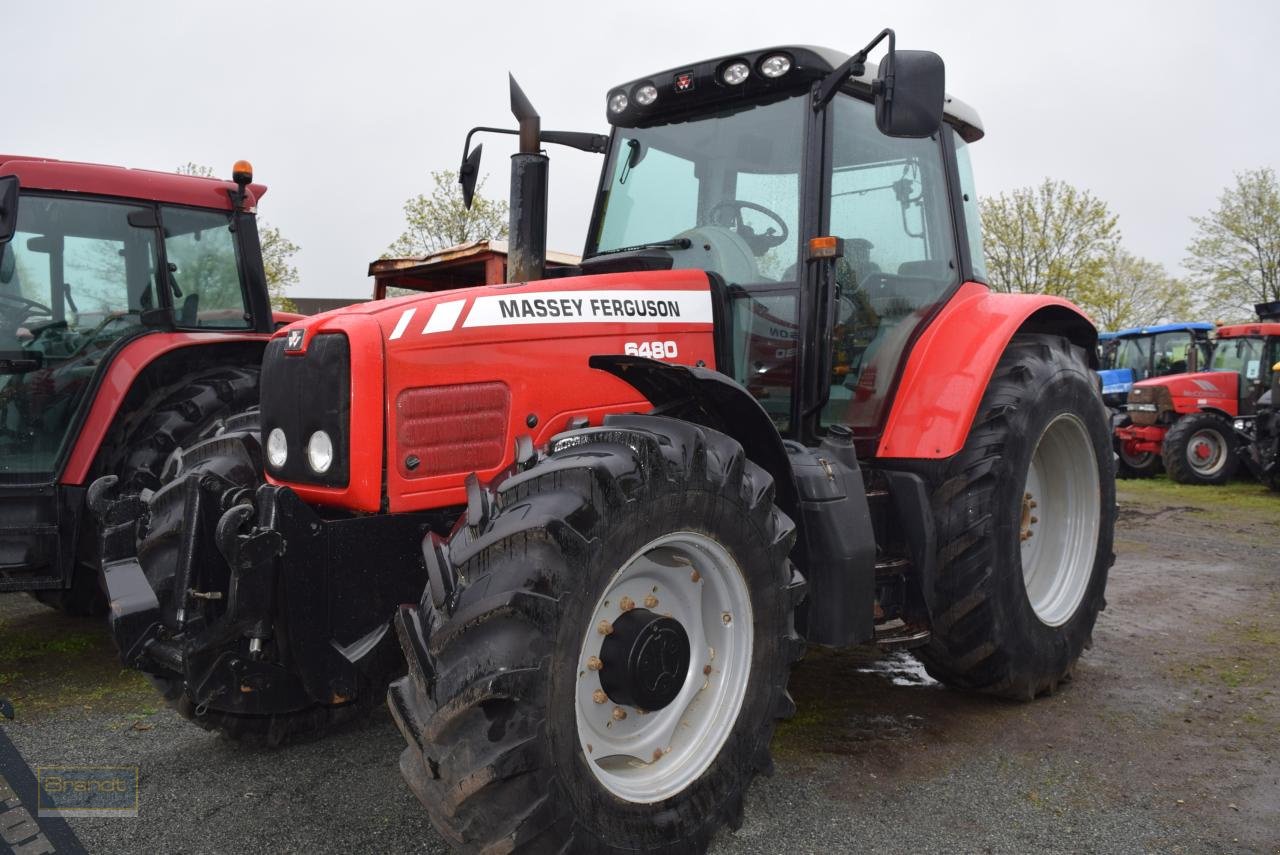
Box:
left=285, top=329, right=304, bottom=351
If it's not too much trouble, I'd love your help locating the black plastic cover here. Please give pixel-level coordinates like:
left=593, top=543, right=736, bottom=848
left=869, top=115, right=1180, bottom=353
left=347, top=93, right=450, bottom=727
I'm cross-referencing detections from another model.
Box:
left=260, top=333, right=351, bottom=487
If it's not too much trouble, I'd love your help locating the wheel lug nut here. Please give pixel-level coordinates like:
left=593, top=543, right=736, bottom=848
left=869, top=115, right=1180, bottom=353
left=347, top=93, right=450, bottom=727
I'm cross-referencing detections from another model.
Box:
left=619, top=596, right=635, bottom=612
left=703, top=664, right=712, bottom=675
left=612, top=706, right=627, bottom=721
left=722, top=612, right=732, bottom=625
left=644, top=594, right=658, bottom=609
left=1030, top=516, right=1038, bottom=524
left=593, top=689, right=607, bottom=704
left=690, top=569, right=701, bottom=583
left=587, top=656, right=603, bottom=671
left=1029, top=500, right=1038, bottom=509
left=652, top=748, right=664, bottom=762
left=598, top=620, right=613, bottom=636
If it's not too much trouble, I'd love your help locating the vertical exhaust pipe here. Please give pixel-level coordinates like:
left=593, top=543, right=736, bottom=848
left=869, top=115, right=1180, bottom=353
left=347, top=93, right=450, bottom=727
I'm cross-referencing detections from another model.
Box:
left=507, top=75, right=548, bottom=283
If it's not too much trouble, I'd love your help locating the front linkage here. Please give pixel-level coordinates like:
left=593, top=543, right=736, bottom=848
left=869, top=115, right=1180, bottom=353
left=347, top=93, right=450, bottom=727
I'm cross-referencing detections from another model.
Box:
left=90, top=419, right=440, bottom=740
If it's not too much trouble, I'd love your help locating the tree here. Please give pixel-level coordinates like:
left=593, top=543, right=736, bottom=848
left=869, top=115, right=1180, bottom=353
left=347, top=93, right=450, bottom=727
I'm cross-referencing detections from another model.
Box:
left=1084, top=249, right=1194, bottom=330
left=174, top=163, right=299, bottom=312
left=980, top=179, right=1120, bottom=306
left=1185, top=167, right=1280, bottom=318
left=385, top=170, right=508, bottom=257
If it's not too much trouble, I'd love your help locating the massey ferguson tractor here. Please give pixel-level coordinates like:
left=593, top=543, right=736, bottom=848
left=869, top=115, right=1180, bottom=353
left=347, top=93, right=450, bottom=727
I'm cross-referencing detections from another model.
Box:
left=1117, top=305, right=1280, bottom=485
left=94, top=31, right=1116, bottom=852
left=0, top=157, right=292, bottom=614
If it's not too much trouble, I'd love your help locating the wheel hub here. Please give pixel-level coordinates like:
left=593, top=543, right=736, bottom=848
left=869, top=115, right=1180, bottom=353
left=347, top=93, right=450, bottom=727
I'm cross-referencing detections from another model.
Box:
left=599, top=609, right=690, bottom=710
left=1193, top=439, right=1212, bottom=460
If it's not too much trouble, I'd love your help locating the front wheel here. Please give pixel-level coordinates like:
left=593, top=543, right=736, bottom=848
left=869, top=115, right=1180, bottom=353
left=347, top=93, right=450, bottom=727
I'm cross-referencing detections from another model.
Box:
left=1115, top=436, right=1162, bottom=479
left=917, top=334, right=1115, bottom=700
left=389, top=415, right=804, bottom=853
left=1162, top=413, right=1239, bottom=485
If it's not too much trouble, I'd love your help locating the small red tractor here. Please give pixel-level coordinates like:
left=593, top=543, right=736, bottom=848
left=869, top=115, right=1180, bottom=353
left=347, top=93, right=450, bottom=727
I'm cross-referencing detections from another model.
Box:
left=1117, top=304, right=1280, bottom=485
left=96, top=31, right=1115, bottom=851
left=0, top=156, right=293, bottom=613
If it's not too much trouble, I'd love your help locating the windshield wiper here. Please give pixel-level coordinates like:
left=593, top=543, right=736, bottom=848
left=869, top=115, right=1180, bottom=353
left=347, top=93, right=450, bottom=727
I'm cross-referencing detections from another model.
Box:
left=592, top=238, right=692, bottom=257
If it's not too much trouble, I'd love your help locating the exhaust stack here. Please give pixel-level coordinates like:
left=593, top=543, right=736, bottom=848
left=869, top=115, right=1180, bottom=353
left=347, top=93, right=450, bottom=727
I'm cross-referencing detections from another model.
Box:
left=507, top=75, right=548, bottom=283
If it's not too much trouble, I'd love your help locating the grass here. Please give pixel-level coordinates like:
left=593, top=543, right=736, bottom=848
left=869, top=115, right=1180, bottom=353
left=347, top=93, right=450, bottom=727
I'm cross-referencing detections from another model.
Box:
left=1117, top=476, right=1280, bottom=516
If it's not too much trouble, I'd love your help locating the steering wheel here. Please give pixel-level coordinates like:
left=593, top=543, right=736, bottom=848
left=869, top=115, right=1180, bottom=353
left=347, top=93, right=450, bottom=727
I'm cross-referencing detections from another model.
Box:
left=706, top=200, right=790, bottom=256
left=0, top=292, right=54, bottom=318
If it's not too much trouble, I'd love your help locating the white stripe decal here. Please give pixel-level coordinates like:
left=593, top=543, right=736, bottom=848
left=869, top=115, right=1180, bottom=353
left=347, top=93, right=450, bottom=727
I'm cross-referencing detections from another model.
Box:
left=388, top=307, right=416, bottom=340
left=460, top=290, right=713, bottom=328
left=422, top=299, right=466, bottom=334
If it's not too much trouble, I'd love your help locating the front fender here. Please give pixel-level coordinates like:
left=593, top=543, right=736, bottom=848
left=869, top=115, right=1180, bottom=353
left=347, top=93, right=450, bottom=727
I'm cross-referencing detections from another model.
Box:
left=876, top=283, right=1097, bottom=460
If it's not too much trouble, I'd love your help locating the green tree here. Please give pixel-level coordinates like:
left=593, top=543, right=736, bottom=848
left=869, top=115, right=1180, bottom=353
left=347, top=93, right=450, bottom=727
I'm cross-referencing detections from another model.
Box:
left=386, top=170, right=508, bottom=257
left=1185, top=167, right=1280, bottom=318
left=174, top=163, right=299, bottom=312
left=1085, top=249, right=1194, bottom=330
left=980, top=179, right=1120, bottom=306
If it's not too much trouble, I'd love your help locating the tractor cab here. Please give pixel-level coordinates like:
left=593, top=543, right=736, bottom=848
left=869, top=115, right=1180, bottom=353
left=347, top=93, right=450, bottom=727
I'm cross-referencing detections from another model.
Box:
left=0, top=156, right=275, bottom=602
left=1097, top=322, right=1214, bottom=409
left=580, top=46, right=986, bottom=444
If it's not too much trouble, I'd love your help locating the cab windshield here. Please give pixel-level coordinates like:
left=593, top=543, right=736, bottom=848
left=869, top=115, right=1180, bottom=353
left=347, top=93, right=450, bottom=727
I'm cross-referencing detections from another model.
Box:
left=1211, top=336, right=1265, bottom=378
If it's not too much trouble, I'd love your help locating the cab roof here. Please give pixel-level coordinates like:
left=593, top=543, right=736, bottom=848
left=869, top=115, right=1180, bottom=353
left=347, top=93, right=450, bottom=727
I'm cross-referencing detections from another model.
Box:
left=606, top=44, right=984, bottom=142
left=0, top=154, right=266, bottom=211
left=1106, top=322, right=1215, bottom=338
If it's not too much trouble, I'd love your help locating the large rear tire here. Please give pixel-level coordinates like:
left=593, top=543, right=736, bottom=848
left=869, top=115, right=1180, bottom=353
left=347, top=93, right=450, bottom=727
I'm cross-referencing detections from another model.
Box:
left=917, top=334, right=1115, bottom=700
left=1162, top=412, right=1239, bottom=485
left=33, top=365, right=259, bottom=617
left=389, top=415, right=805, bottom=853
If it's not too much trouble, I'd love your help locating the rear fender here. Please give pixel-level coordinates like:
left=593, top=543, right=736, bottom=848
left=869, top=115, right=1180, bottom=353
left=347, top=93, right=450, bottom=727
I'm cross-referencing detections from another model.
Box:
left=876, top=284, right=1097, bottom=460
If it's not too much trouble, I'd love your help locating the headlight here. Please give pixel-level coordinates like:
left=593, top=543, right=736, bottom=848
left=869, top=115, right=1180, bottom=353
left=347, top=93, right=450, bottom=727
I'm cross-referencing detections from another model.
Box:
left=634, top=83, right=658, bottom=106
left=267, top=428, right=288, bottom=468
left=760, top=54, right=792, bottom=78
left=307, top=430, right=334, bottom=474
left=608, top=91, right=629, bottom=114
left=721, top=61, right=750, bottom=86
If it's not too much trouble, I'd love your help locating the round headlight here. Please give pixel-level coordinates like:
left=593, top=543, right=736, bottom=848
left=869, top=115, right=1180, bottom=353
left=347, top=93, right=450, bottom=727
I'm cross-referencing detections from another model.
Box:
left=608, top=91, right=629, bottom=114
left=307, top=430, right=334, bottom=474
left=722, top=61, right=750, bottom=86
left=634, top=84, right=658, bottom=106
left=266, top=428, right=288, bottom=468
left=760, top=54, right=791, bottom=78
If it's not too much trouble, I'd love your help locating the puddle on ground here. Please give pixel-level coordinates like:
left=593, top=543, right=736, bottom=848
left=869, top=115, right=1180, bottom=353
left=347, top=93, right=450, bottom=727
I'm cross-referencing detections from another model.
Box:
left=855, top=649, right=940, bottom=687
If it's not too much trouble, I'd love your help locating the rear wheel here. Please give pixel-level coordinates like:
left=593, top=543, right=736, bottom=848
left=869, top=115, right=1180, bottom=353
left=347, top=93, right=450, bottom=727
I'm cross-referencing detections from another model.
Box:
left=917, top=334, right=1115, bottom=699
left=1162, top=413, right=1239, bottom=485
left=33, top=365, right=259, bottom=617
left=389, top=415, right=804, bottom=853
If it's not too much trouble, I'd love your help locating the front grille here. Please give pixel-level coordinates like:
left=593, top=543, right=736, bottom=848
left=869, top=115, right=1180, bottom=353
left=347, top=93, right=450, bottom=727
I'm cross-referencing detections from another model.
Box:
left=261, top=333, right=351, bottom=487
left=396, top=382, right=509, bottom=478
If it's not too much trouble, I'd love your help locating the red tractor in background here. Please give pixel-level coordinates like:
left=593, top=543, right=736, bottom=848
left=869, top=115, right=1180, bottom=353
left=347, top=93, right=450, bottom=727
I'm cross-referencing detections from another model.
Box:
left=95, top=31, right=1115, bottom=852
left=1117, top=303, right=1280, bottom=485
left=0, top=157, right=295, bottom=613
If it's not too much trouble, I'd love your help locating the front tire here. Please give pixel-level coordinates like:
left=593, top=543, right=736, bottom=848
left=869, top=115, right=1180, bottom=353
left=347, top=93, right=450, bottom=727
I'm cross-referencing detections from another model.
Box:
left=917, top=334, right=1115, bottom=700
left=389, top=415, right=804, bottom=853
left=1162, top=413, right=1239, bottom=485
left=1115, top=436, right=1162, bottom=479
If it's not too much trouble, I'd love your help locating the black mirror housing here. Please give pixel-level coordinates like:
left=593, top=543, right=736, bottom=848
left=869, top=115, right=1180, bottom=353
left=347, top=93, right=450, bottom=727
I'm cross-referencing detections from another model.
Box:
left=876, top=50, right=945, bottom=138
left=460, top=144, right=484, bottom=209
left=0, top=176, right=18, bottom=245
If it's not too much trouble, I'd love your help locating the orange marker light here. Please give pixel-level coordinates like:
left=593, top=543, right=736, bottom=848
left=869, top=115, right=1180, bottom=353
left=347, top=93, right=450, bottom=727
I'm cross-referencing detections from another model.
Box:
left=231, top=160, right=254, bottom=184
left=808, top=236, right=843, bottom=259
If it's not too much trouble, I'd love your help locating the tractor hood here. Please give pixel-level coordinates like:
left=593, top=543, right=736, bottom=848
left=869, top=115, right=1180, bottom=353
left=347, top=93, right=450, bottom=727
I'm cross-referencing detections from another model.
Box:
left=1127, top=371, right=1239, bottom=423
left=264, top=269, right=720, bottom=512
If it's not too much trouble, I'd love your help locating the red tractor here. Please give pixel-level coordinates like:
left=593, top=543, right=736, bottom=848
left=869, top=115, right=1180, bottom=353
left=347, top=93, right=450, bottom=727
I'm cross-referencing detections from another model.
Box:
left=1117, top=306, right=1280, bottom=485
left=96, top=31, right=1115, bottom=851
left=0, top=156, right=292, bottom=613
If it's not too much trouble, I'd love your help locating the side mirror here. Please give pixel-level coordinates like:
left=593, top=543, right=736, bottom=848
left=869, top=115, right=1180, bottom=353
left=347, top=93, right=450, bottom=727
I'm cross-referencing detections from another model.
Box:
left=875, top=50, right=945, bottom=138
left=460, top=144, right=483, bottom=209
left=0, top=176, right=18, bottom=245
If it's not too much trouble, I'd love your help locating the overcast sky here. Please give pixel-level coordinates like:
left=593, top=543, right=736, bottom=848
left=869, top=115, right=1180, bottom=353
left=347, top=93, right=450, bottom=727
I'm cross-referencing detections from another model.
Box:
left=9, top=0, right=1280, bottom=299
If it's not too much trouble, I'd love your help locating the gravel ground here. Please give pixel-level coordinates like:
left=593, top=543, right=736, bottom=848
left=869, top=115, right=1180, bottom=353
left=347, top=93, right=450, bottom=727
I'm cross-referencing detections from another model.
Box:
left=2, top=477, right=1277, bottom=854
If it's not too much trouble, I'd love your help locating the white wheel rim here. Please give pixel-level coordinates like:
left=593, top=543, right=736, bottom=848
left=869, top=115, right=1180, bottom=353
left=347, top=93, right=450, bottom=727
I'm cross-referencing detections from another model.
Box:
left=574, top=532, right=753, bottom=804
left=1020, top=413, right=1101, bottom=627
left=1185, top=428, right=1228, bottom=476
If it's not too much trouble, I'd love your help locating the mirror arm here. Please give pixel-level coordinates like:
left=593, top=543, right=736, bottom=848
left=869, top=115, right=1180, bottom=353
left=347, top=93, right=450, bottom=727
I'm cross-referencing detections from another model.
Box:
left=813, top=27, right=895, bottom=111
left=458, top=126, right=609, bottom=208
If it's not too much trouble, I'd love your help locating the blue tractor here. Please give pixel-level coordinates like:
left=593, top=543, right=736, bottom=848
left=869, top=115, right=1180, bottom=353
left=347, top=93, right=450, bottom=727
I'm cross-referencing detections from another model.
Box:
left=1099, top=322, right=1215, bottom=476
